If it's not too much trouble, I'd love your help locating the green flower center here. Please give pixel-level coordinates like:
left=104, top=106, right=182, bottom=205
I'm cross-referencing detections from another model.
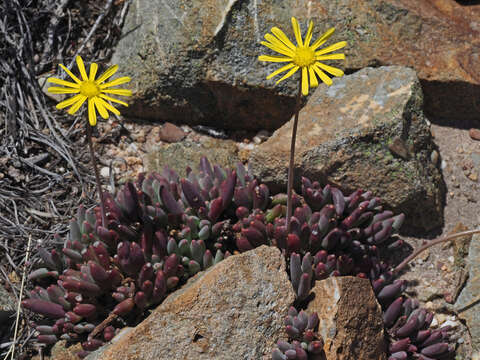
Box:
left=80, top=81, right=100, bottom=98
left=293, top=47, right=315, bottom=68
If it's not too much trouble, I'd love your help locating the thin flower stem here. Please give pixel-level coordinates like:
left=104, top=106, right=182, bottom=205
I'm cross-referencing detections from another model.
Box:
left=286, top=77, right=303, bottom=234
left=7, top=234, right=32, bottom=360
left=86, top=122, right=107, bottom=228
left=393, top=229, right=480, bottom=275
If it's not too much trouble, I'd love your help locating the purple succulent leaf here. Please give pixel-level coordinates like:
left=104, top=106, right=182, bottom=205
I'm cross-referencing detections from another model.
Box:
left=181, top=178, right=206, bottom=209
left=396, top=316, right=418, bottom=338
left=383, top=297, right=403, bottom=327
left=297, top=273, right=312, bottom=300
left=421, top=343, right=449, bottom=357
left=272, top=349, right=287, bottom=360
left=22, top=299, right=66, bottom=318
left=388, top=351, right=407, bottom=360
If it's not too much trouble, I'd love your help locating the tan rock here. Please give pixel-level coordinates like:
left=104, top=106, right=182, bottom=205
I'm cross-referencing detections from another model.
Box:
left=307, top=276, right=386, bottom=360
left=87, top=246, right=295, bottom=360
left=51, top=340, right=83, bottom=360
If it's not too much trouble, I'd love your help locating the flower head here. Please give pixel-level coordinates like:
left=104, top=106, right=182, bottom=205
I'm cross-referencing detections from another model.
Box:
left=259, top=17, right=347, bottom=96
left=47, top=56, right=132, bottom=126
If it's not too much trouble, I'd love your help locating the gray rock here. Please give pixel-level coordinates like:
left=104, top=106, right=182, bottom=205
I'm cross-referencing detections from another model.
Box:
left=113, top=0, right=479, bottom=130
left=455, top=233, right=480, bottom=354
left=249, top=66, right=445, bottom=232
left=87, top=245, right=295, bottom=360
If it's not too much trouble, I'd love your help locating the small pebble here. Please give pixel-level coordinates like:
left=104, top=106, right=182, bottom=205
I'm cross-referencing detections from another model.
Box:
left=468, top=172, right=478, bottom=182
left=430, top=150, right=439, bottom=165
left=469, top=128, right=480, bottom=141
left=441, top=160, right=447, bottom=170
left=435, top=313, right=447, bottom=325
left=424, top=301, right=434, bottom=310
left=253, top=136, right=262, bottom=144
left=100, top=167, right=110, bottom=178
left=127, top=143, right=138, bottom=154
left=441, top=319, right=459, bottom=329
left=238, top=142, right=254, bottom=150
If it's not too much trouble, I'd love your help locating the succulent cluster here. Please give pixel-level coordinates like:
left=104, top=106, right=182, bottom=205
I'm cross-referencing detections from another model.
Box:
left=272, top=307, right=324, bottom=360
left=22, top=158, right=454, bottom=359
left=382, top=296, right=454, bottom=360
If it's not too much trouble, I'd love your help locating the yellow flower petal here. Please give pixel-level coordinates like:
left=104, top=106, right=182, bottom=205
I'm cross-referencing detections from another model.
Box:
left=315, top=62, right=344, bottom=77
left=266, top=63, right=296, bottom=80
left=93, top=97, right=109, bottom=119
left=264, top=34, right=295, bottom=56
left=311, top=27, right=335, bottom=51
left=56, top=94, right=84, bottom=109
left=100, top=76, right=131, bottom=89
left=316, top=53, right=345, bottom=61
left=88, top=98, right=97, bottom=126
left=96, top=65, right=118, bottom=84
left=304, top=21, right=314, bottom=47
left=67, top=95, right=87, bottom=115
left=312, top=64, right=332, bottom=86
left=76, top=56, right=89, bottom=81
left=48, top=87, right=80, bottom=94
left=260, top=41, right=294, bottom=57
left=101, top=88, right=132, bottom=96
left=99, top=94, right=129, bottom=107
left=258, top=55, right=293, bottom=63
left=301, top=67, right=309, bottom=96
left=308, top=66, right=318, bottom=88
left=59, top=64, right=81, bottom=84
left=271, top=27, right=296, bottom=51
left=47, top=77, right=80, bottom=88
left=96, top=97, right=120, bottom=115
left=89, top=63, right=98, bottom=81
left=291, top=17, right=303, bottom=47
left=275, top=65, right=299, bottom=85
left=315, top=41, right=347, bottom=56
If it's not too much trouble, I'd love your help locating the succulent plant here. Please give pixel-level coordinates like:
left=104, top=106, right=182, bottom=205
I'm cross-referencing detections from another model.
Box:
left=22, top=157, right=454, bottom=360
left=272, top=307, right=324, bottom=360
left=383, top=296, right=454, bottom=360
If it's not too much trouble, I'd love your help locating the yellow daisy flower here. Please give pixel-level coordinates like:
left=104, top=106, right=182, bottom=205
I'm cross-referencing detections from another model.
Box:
left=47, top=56, right=132, bottom=126
left=259, top=17, right=347, bottom=96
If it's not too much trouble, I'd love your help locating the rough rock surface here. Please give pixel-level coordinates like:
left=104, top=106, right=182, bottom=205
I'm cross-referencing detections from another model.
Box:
left=86, top=246, right=295, bottom=360
left=307, top=276, right=386, bottom=360
left=144, top=137, right=240, bottom=178
left=455, top=233, right=480, bottom=355
left=114, top=0, right=479, bottom=130
left=249, top=66, right=445, bottom=232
